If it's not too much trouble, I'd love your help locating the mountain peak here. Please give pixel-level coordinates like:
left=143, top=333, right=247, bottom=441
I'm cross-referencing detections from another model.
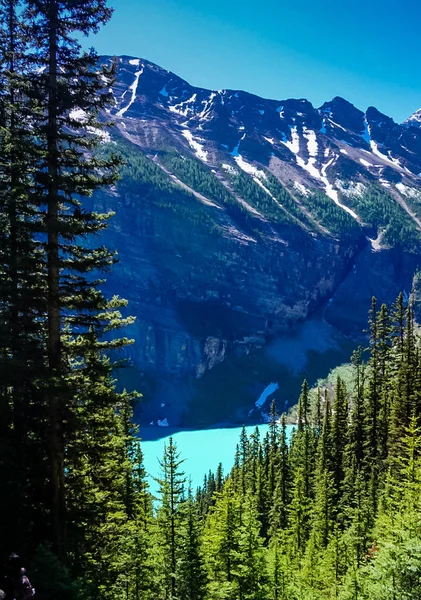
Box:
left=403, top=108, right=421, bottom=128
left=318, top=96, right=365, bottom=138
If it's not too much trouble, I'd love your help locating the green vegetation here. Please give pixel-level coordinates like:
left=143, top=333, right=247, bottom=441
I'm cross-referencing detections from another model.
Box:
left=299, top=189, right=361, bottom=239
left=347, top=185, right=421, bottom=250
left=159, top=149, right=259, bottom=233
left=262, top=171, right=316, bottom=227
left=230, top=169, right=297, bottom=226
left=111, top=142, right=221, bottom=233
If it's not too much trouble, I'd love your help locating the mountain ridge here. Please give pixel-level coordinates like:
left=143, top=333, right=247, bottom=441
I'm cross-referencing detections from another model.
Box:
left=103, top=54, right=421, bottom=125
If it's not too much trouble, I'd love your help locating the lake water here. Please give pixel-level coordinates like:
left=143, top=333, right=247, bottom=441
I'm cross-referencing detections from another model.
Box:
left=141, top=423, right=294, bottom=495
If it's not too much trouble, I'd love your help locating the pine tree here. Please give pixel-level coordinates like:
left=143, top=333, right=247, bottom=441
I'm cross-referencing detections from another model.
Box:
left=239, top=425, right=250, bottom=496
left=376, top=304, right=391, bottom=462
left=311, top=395, right=335, bottom=549
left=288, top=464, right=311, bottom=553
left=391, top=292, right=405, bottom=362
left=215, top=462, right=224, bottom=492
left=268, top=399, right=279, bottom=452
left=126, top=441, right=157, bottom=600
left=23, top=0, right=120, bottom=556
left=63, top=340, right=139, bottom=598
left=268, top=414, right=290, bottom=536
left=313, top=387, right=323, bottom=437
left=298, top=379, right=309, bottom=430
left=349, top=348, right=366, bottom=470
left=156, top=437, right=186, bottom=599
left=178, top=486, right=207, bottom=600
left=236, top=494, right=269, bottom=600
left=267, top=535, right=291, bottom=600
left=331, top=377, right=348, bottom=507
left=203, top=480, right=242, bottom=600
left=366, top=297, right=380, bottom=473
left=248, top=427, right=260, bottom=495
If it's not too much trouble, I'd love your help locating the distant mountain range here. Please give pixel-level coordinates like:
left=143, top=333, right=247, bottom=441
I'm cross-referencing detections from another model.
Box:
left=89, top=55, right=421, bottom=427
left=104, top=55, right=421, bottom=205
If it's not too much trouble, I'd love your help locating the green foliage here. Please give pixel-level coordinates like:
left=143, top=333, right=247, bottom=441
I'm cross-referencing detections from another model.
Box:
left=111, top=142, right=221, bottom=233
left=28, top=545, right=80, bottom=600
left=298, top=189, right=360, bottom=239
left=231, top=169, right=296, bottom=227
left=347, top=185, right=421, bottom=251
left=159, top=148, right=258, bottom=233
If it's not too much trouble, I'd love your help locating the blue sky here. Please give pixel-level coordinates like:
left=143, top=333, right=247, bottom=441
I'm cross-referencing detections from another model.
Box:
left=86, top=0, right=421, bottom=123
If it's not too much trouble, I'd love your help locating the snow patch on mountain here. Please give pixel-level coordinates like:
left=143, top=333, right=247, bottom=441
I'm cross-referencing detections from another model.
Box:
left=117, top=65, right=143, bottom=117
left=91, top=127, right=112, bottom=143
left=295, top=128, right=320, bottom=180
left=169, top=93, right=197, bottom=117
left=198, top=93, right=217, bottom=120
left=233, top=155, right=266, bottom=180
left=403, top=108, right=421, bottom=127
left=129, top=58, right=140, bottom=66
left=396, top=183, right=421, bottom=200
left=336, top=180, right=366, bottom=197
left=69, top=109, right=111, bottom=143
left=294, top=181, right=310, bottom=196
left=304, top=129, right=318, bottom=157
left=370, top=141, right=402, bottom=169
left=222, top=163, right=237, bottom=174
left=181, top=130, right=208, bottom=162
left=280, top=126, right=300, bottom=154
left=292, top=140, right=360, bottom=220
left=328, top=119, right=347, bottom=132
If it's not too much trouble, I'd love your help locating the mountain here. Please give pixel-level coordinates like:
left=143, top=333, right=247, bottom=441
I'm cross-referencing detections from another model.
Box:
left=90, top=55, right=421, bottom=427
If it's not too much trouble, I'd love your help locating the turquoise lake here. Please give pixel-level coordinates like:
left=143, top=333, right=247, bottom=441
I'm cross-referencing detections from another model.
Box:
left=141, top=424, right=294, bottom=495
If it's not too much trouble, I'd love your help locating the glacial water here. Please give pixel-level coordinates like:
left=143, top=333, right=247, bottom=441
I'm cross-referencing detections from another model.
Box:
left=141, top=423, right=294, bottom=495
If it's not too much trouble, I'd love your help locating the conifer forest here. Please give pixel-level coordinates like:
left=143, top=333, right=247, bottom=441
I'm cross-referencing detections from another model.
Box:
left=1, top=1, right=421, bottom=599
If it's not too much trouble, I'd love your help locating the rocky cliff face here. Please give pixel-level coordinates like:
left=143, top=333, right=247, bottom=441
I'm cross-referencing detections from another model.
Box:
left=89, top=56, right=421, bottom=426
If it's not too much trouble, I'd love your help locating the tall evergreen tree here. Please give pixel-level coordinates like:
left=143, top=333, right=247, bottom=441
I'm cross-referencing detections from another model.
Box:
left=156, top=437, right=186, bottom=599
left=331, top=377, right=348, bottom=507
left=311, top=396, right=335, bottom=549
left=22, top=0, right=120, bottom=556
left=203, top=480, right=241, bottom=600
left=268, top=414, right=290, bottom=536
left=178, top=486, right=207, bottom=600
left=236, top=494, right=268, bottom=600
